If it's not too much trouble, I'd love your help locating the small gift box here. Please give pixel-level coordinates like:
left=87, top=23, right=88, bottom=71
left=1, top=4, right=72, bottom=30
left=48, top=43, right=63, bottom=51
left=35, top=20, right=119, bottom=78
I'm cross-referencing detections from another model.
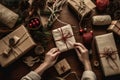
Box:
left=68, top=0, right=96, bottom=17
left=95, top=33, right=120, bottom=76
left=55, top=59, right=71, bottom=75
left=52, top=24, right=76, bottom=52
left=107, top=20, right=120, bottom=36
left=0, top=25, right=36, bottom=67
left=0, top=4, right=19, bottom=28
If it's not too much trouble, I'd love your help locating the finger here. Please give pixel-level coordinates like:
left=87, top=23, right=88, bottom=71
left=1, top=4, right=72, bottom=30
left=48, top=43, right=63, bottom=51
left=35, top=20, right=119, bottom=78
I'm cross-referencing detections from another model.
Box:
left=74, top=45, right=83, bottom=52
left=75, top=48, right=81, bottom=57
left=50, top=48, right=59, bottom=53
left=53, top=51, right=61, bottom=57
left=74, top=43, right=86, bottom=49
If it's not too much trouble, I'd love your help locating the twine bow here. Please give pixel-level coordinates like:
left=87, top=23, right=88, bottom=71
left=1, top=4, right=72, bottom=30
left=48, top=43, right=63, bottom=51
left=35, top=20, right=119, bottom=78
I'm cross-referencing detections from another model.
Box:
left=100, top=47, right=119, bottom=71
left=71, top=0, right=86, bottom=14
left=2, top=33, right=29, bottom=57
left=55, top=28, right=73, bottom=50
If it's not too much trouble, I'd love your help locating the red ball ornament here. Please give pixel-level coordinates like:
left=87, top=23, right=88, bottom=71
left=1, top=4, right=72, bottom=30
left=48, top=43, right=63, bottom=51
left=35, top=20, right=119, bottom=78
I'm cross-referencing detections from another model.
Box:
left=96, top=0, right=109, bottom=11
left=82, top=32, right=93, bottom=48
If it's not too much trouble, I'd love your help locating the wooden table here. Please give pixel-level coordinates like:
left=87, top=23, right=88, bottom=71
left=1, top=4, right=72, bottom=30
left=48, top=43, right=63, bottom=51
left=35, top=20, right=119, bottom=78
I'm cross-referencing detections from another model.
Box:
left=0, top=3, right=120, bottom=80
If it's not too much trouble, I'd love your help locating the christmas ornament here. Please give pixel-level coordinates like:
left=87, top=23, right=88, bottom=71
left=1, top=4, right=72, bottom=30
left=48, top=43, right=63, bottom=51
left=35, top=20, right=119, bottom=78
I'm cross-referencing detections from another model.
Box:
left=96, top=0, right=109, bottom=11
left=27, top=17, right=41, bottom=30
left=82, top=31, right=93, bottom=45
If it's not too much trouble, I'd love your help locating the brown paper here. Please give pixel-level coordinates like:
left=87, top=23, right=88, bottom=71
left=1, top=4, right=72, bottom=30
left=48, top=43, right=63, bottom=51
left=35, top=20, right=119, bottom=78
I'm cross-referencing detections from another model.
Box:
left=107, top=21, right=120, bottom=36
left=95, top=33, right=120, bottom=76
left=68, top=0, right=96, bottom=17
left=52, top=24, right=76, bottom=52
left=92, top=15, right=112, bottom=25
left=0, top=25, right=36, bottom=67
left=0, top=4, right=19, bottom=28
left=55, top=59, right=71, bottom=75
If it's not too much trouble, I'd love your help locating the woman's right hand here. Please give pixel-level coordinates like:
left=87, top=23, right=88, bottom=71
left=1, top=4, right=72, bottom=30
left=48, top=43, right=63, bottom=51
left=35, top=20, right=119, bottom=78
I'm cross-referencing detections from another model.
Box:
left=74, top=43, right=92, bottom=71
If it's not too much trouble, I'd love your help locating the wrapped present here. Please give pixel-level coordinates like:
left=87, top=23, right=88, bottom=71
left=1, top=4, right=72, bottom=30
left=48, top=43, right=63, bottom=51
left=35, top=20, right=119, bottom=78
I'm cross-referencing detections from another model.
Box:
left=0, top=4, right=19, bottom=28
left=55, top=59, right=71, bottom=75
left=0, top=25, right=36, bottom=67
left=107, top=20, right=120, bottom=36
left=68, top=0, right=96, bottom=17
left=92, top=15, right=111, bottom=25
left=52, top=24, right=76, bottom=52
left=95, top=33, right=120, bottom=76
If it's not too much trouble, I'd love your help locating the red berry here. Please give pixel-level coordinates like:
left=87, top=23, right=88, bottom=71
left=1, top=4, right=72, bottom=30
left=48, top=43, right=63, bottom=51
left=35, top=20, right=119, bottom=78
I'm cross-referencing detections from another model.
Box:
left=80, top=29, right=83, bottom=33
left=36, top=21, right=39, bottom=24
left=34, top=18, right=38, bottom=21
left=90, top=30, right=93, bottom=34
left=33, top=22, right=36, bottom=25
left=29, top=23, right=32, bottom=27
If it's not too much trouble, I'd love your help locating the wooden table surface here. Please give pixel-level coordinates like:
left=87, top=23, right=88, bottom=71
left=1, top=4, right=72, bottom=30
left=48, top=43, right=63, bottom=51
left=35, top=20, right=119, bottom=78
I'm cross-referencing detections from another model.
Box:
left=0, top=3, right=120, bottom=80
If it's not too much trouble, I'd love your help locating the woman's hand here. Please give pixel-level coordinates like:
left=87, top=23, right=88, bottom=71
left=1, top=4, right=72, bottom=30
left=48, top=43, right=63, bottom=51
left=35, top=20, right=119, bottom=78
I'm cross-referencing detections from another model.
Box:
left=74, top=43, right=92, bottom=71
left=34, top=48, right=60, bottom=75
left=44, top=48, right=60, bottom=68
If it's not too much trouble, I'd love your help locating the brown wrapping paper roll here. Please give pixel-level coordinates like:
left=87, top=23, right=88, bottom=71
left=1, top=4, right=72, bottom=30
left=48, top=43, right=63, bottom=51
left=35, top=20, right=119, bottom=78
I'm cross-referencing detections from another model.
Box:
left=92, top=15, right=111, bottom=25
left=0, top=4, right=19, bottom=28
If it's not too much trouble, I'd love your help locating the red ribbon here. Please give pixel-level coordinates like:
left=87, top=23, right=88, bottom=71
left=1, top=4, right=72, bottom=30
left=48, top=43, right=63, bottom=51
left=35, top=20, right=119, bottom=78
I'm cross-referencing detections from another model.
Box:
left=55, top=28, right=73, bottom=50
left=100, top=47, right=119, bottom=71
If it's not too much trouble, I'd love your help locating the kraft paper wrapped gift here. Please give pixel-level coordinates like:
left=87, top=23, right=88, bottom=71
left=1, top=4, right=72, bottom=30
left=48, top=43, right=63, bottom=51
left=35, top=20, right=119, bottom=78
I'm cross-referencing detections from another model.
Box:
left=55, top=59, right=71, bottom=75
left=0, top=4, right=19, bottom=28
left=68, top=0, right=96, bottom=17
left=0, top=25, right=36, bottom=67
left=52, top=24, right=76, bottom=52
left=95, top=33, right=120, bottom=76
left=107, top=20, right=120, bottom=36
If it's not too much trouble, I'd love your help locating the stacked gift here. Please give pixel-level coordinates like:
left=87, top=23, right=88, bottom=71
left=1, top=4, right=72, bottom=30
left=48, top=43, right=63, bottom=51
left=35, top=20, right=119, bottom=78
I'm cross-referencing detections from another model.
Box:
left=52, top=24, right=76, bottom=52
left=0, top=25, right=36, bottom=67
left=68, top=0, right=96, bottom=17
left=95, top=33, right=120, bottom=76
left=107, top=20, right=120, bottom=36
left=0, top=4, right=19, bottom=28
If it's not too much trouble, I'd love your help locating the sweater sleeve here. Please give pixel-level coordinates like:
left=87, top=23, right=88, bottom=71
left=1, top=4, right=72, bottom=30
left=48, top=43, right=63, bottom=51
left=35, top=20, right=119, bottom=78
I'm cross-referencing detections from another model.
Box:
left=81, top=71, right=96, bottom=80
left=21, top=71, right=41, bottom=80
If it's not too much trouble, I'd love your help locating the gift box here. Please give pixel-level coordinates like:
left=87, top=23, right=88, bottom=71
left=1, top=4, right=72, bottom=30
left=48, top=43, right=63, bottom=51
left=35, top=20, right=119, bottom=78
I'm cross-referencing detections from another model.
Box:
left=107, top=20, right=120, bottom=36
left=68, top=0, right=96, bottom=17
left=0, top=25, right=36, bottom=67
left=0, top=4, right=19, bottom=28
left=55, top=59, right=71, bottom=75
left=52, top=24, right=76, bottom=52
left=95, top=33, right=120, bottom=76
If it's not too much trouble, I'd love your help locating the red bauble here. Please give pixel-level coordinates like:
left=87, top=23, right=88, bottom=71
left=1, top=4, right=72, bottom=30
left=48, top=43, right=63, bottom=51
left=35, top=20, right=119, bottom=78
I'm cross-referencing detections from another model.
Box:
left=29, top=23, right=32, bottom=27
left=96, top=0, right=109, bottom=11
left=82, top=32, right=93, bottom=46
